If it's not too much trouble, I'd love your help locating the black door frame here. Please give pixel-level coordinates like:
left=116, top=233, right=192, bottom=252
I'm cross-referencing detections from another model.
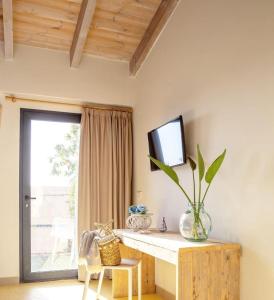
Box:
left=19, top=108, right=81, bottom=282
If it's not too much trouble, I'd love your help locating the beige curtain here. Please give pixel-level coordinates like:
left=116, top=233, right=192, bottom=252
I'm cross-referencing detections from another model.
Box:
left=78, top=108, right=133, bottom=237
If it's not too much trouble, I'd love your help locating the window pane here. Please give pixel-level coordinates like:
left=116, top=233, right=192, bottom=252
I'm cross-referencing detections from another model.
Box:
left=30, top=120, right=80, bottom=272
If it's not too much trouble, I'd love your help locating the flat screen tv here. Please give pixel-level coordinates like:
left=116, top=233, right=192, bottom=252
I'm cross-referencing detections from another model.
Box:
left=148, top=115, right=186, bottom=171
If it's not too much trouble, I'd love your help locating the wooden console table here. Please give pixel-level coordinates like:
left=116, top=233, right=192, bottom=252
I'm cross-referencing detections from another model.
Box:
left=112, top=229, right=241, bottom=300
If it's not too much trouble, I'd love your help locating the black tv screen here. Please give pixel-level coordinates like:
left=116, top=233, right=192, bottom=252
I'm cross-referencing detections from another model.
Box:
left=148, top=116, right=186, bottom=171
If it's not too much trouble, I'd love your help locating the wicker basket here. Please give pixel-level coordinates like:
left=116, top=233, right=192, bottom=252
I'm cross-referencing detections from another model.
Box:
left=98, top=234, right=121, bottom=266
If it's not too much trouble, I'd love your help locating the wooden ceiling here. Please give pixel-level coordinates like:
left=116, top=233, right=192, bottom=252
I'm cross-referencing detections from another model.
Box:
left=0, top=0, right=179, bottom=75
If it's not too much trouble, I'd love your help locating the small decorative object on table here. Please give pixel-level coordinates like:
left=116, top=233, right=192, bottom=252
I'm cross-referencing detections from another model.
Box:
left=149, top=144, right=226, bottom=242
left=95, top=221, right=121, bottom=266
left=159, top=217, right=167, bottom=232
left=126, top=204, right=152, bottom=232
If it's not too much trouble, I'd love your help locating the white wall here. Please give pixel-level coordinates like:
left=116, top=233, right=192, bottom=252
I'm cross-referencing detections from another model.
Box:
left=0, top=45, right=134, bottom=279
left=0, top=44, right=134, bottom=105
left=133, top=0, right=274, bottom=299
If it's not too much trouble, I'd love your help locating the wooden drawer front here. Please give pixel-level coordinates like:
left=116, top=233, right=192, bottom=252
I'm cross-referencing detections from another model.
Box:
left=121, top=236, right=177, bottom=265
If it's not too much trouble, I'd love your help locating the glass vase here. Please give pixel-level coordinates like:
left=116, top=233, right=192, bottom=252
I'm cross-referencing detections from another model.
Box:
left=179, top=204, right=212, bottom=242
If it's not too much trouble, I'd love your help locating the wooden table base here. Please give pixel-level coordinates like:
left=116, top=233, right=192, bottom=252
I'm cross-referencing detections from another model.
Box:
left=112, top=231, right=241, bottom=300
left=112, top=244, right=156, bottom=298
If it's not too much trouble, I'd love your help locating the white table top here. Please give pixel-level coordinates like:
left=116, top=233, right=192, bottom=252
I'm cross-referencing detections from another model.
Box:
left=115, top=229, right=224, bottom=252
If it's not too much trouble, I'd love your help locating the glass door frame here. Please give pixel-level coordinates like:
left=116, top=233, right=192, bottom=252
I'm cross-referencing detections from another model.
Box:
left=19, top=108, right=81, bottom=282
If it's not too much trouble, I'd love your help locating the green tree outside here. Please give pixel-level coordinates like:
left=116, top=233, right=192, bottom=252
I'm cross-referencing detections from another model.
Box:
left=49, top=124, right=80, bottom=217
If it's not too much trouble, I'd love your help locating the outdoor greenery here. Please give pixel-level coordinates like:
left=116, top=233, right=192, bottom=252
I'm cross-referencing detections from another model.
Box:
left=49, top=124, right=80, bottom=217
left=49, top=124, right=80, bottom=177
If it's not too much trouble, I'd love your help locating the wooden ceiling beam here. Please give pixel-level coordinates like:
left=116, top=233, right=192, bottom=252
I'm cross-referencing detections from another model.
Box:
left=2, top=0, right=13, bottom=59
left=129, top=0, right=179, bottom=76
left=70, top=0, right=96, bottom=67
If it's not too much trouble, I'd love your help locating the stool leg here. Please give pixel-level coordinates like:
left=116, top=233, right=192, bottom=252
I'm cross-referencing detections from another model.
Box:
left=138, top=261, right=142, bottom=300
left=82, top=271, right=91, bottom=300
left=96, top=269, right=105, bottom=299
left=128, top=268, right=133, bottom=300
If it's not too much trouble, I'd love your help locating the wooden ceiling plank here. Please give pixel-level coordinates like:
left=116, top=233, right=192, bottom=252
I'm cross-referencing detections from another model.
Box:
left=70, top=0, right=96, bottom=67
left=94, top=8, right=152, bottom=28
left=14, top=0, right=79, bottom=24
left=13, top=24, right=72, bottom=40
left=28, top=0, right=80, bottom=12
left=13, top=18, right=74, bottom=41
left=84, top=44, right=132, bottom=61
left=92, top=17, right=145, bottom=39
left=88, top=28, right=140, bottom=46
left=14, top=35, right=71, bottom=50
left=13, top=12, right=75, bottom=32
left=96, top=0, right=161, bottom=13
left=129, top=0, right=179, bottom=76
left=14, top=38, right=70, bottom=52
left=2, top=0, right=13, bottom=59
left=85, top=35, right=136, bottom=52
left=96, top=0, right=155, bottom=20
left=129, top=0, right=162, bottom=12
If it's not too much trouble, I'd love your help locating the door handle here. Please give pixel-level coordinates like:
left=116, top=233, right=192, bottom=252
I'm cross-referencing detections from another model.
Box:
left=24, top=195, right=36, bottom=201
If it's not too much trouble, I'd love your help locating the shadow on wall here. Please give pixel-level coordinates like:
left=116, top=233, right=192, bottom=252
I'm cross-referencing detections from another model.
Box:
left=183, top=110, right=213, bottom=158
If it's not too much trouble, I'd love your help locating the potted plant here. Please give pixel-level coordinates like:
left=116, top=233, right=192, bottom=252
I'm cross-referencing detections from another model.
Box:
left=149, top=145, right=226, bottom=241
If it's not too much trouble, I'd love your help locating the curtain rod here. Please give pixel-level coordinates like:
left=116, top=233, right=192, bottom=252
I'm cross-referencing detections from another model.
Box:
left=5, top=95, right=133, bottom=113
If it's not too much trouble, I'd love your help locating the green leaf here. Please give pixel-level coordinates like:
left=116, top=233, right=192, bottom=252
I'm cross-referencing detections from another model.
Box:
left=205, top=149, right=226, bottom=184
left=197, top=145, right=205, bottom=181
left=148, top=156, right=179, bottom=185
left=148, top=155, right=194, bottom=207
left=187, top=156, right=196, bottom=171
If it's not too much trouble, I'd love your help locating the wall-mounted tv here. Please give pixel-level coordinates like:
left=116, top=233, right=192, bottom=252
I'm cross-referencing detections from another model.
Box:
left=148, top=115, right=186, bottom=171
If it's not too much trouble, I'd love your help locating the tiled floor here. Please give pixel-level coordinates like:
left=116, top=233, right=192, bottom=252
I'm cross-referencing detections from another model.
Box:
left=0, top=279, right=163, bottom=300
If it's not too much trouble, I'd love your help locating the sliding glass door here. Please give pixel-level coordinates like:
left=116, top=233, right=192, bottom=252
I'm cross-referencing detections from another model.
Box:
left=20, top=109, right=81, bottom=282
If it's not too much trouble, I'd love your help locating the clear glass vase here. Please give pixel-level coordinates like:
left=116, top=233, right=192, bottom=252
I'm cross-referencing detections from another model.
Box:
left=179, top=204, right=212, bottom=242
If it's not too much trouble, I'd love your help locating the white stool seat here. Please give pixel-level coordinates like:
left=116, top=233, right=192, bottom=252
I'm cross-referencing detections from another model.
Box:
left=107, top=258, right=139, bottom=268
left=82, top=258, right=142, bottom=300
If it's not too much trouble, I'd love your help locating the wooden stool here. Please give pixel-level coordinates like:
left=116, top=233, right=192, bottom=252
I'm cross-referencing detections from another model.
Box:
left=82, top=258, right=142, bottom=300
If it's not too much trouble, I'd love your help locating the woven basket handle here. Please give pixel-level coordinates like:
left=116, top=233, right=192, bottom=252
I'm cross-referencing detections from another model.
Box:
left=94, top=220, right=114, bottom=238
